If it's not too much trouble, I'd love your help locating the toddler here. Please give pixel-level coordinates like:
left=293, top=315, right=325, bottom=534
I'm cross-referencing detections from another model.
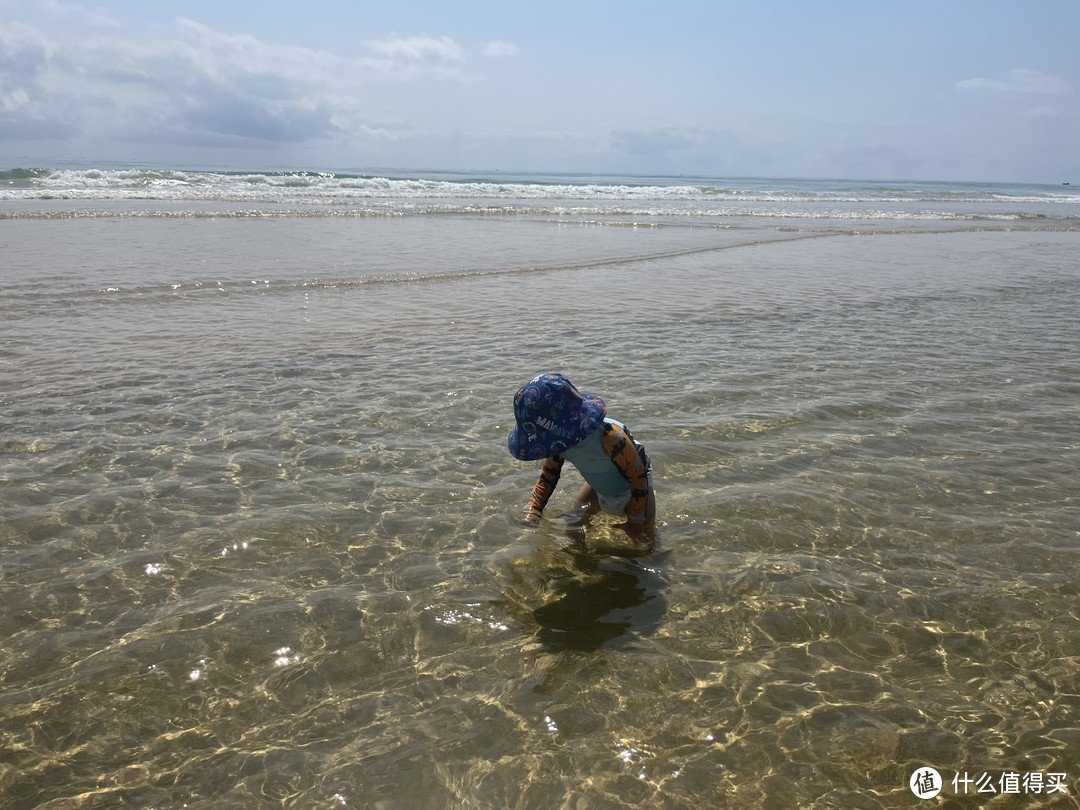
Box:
left=508, top=373, right=655, bottom=545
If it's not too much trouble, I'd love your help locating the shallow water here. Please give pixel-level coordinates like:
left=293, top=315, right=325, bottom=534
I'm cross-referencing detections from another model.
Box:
left=2, top=178, right=1080, bottom=807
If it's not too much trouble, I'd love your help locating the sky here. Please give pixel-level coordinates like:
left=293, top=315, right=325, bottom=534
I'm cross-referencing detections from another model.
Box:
left=1, top=0, right=1077, bottom=182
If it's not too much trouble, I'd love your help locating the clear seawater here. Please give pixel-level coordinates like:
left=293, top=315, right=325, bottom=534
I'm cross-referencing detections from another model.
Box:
left=2, top=167, right=1079, bottom=808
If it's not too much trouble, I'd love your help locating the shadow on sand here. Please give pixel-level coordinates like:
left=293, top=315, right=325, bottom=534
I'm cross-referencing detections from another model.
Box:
left=529, top=539, right=669, bottom=653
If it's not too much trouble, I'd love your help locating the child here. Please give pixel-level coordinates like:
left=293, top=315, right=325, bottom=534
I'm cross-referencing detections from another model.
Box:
left=508, top=373, right=656, bottom=545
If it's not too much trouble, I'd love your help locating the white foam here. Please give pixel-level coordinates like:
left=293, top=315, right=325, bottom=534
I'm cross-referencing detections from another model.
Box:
left=2, top=168, right=1077, bottom=223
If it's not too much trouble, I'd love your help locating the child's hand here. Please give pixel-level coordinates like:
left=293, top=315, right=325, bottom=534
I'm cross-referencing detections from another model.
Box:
left=521, top=512, right=541, bottom=528
left=617, top=521, right=655, bottom=552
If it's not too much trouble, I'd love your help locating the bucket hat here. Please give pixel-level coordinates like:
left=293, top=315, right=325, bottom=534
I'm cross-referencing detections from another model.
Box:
left=508, top=373, right=607, bottom=460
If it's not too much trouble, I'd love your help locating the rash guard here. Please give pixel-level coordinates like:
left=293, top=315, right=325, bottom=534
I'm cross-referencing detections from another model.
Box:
left=524, top=418, right=651, bottom=523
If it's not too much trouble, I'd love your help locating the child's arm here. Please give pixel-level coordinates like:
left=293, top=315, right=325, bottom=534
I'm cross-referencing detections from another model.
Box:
left=522, top=456, right=564, bottom=524
left=602, top=423, right=650, bottom=524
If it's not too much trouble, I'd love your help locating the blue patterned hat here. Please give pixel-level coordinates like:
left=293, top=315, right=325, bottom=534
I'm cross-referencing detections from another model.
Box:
left=507, top=373, right=607, bottom=460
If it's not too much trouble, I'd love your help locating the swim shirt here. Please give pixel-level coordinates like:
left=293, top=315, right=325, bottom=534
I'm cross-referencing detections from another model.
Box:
left=524, top=418, right=651, bottom=523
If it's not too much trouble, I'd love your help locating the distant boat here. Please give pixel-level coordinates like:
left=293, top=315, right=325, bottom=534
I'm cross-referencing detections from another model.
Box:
left=1065, top=182, right=1071, bottom=185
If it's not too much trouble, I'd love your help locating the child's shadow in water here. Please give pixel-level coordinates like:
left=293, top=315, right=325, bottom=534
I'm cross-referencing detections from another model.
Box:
left=531, top=542, right=669, bottom=653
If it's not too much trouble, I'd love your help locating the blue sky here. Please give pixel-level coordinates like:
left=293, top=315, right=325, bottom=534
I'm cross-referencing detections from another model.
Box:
left=1, top=0, right=1077, bottom=181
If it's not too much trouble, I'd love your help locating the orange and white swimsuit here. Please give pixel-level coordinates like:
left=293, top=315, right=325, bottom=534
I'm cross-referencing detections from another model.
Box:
left=524, top=418, right=652, bottom=524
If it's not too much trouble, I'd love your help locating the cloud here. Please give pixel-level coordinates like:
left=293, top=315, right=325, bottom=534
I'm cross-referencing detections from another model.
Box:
left=606, top=127, right=775, bottom=175
left=1021, top=105, right=1066, bottom=119
left=364, top=35, right=464, bottom=64
left=94, top=20, right=352, bottom=146
left=0, top=14, right=480, bottom=150
left=956, top=68, right=1069, bottom=96
left=482, top=41, right=519, bottom=58
left=0, top=22, right=76, bottom=138
left=611, top=128, right=696, bottom=158
left=824, top=144, right=917, bottom=181
left=163, top=84, right=340, bottom=146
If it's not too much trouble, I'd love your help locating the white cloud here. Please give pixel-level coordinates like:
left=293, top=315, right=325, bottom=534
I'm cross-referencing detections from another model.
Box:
left=956, top=68, right=1068, bottom=96
left=0, top=15, right=480, bottom=150
left=1022, top=106, right=1064, bottom=119
left=482, top=41, right=519, bottom=58
left=364, top=35, right=464, bottom=64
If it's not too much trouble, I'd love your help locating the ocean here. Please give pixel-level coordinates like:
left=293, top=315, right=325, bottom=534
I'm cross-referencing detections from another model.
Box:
left=2, top=167, right=1079, bottom=808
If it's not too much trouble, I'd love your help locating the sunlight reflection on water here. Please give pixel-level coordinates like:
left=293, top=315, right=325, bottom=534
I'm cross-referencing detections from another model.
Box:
left=2, top=218, right=1079, bottom=807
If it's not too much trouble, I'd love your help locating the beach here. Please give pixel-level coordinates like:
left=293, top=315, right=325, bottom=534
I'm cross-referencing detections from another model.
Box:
left=2, top=169, right=1080, bottom=807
